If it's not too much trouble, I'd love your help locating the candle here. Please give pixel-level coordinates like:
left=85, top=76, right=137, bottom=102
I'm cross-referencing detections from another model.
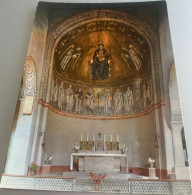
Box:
left=111, top=134, right=112, bottom=142
left=117, top=134, right=119, bottom=142
left=104, top=135, right=106, bottom=150
left=93, top=134, right=95, bottom=141
left=87, top=134, right=89, bottom=142
left=81, top=134, right=82, bottom=142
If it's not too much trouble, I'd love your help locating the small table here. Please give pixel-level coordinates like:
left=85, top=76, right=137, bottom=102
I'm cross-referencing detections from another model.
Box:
left=70, top=153, right=128, bottom=173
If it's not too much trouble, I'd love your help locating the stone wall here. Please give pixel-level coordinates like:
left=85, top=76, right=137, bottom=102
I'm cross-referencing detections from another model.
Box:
left=44, top=107, right=157, bottom=168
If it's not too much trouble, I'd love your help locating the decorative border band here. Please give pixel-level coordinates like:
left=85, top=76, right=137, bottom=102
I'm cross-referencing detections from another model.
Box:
left=38, top=100, right=165, bottom=120
left=1, top=174, right=191, bottom=194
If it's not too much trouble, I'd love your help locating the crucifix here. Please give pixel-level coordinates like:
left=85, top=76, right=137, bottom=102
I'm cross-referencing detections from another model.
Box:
left=98, top=132, right=102, bottom=139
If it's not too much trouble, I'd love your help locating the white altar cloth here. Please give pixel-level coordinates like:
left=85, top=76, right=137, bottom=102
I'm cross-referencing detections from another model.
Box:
left=70, top=153, right=128, bottom=173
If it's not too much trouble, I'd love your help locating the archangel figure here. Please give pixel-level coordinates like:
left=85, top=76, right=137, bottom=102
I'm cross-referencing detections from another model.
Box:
left=121, top=46, right=131, bottom=69
left=91, top=42, right=109, bottom=80
left=103, top=89, right=112, bottom=114
left=124, top=86, right=133, bottom=113
left=114, top=89, right=123, bottom=114
left=58, top=82, right=64, bottom=110
left=85, top=88, right=95, bottom=113
left=75, top=88, right=83, bottom=113
left=128, top=45, right=142, bottom=71
left=71, top=48, right=82, bottom=69
left=60, top=48, right=74, bottom=70
left=66, top=84, right=74, bottom=112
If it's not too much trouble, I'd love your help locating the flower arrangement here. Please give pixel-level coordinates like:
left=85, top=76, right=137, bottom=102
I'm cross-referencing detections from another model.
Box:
left=73, top=141, right=80, bottom=152
left=148, top=157, right=155, bottom=168
left=44, top=154, right=53, bottom=165
left=119, top=144, right=128, bottom=154
left=90, top=172, right=106, bottom=191
left=29, top=162, right=39, bottom=176
left=42, top=142, right=46, bottom=149
left=154, top=142, right=159, bottom=148
left=88, top=146, right=92, bottom=151
left=29, top=162, right=39, bottom=171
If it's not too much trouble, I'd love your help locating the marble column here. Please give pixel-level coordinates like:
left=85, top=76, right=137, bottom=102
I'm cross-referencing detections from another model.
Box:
left=30, top=104, right=48, bottom=166
left=154, top=106, right=174, bottom=172
left=36, top=107, right=48, bottom=165
left=171, top=122, right=185, bottom=167
left=171, top=122, right=190, bottom=179
left=4, top=98, right=37, bottom=175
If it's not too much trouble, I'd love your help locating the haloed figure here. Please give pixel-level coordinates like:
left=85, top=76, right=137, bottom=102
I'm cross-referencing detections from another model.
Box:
left=53, top=82, right=58, bottom=104
left=103, top=89, right=112, bottom=114
left=58, top=82, right=64, bottom=110
left=124, top=86, right=133, bottom=113
left=91, top=42, right=109, bottom=80
left=86, top=88, right=95, bottom=113
left=114, top=89, right=123, bottom=114
left=75, top=88, right=83, bottom=113
left=66, top=84, right=74, bottom=112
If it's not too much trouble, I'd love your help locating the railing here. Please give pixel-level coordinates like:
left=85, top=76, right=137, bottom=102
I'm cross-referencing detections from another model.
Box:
left=1, top=175, right=192, bottom=194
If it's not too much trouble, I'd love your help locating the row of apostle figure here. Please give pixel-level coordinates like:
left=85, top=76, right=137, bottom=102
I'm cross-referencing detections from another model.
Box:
left=50, top=80, right=152, bottom=115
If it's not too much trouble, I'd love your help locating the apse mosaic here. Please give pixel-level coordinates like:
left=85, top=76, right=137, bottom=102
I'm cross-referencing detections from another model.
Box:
left=53, top=21, right=151, bottom=85
left=50, top=19, right=154, bottom=117
left=50, top=75, right=153, bottom=116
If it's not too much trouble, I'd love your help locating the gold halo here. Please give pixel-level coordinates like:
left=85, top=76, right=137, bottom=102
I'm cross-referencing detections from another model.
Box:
left=98, top=41, right=104, bottom=46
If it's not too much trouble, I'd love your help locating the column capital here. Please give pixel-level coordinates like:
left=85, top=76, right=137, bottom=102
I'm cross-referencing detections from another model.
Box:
left=171, top=122, right=183, bottom=133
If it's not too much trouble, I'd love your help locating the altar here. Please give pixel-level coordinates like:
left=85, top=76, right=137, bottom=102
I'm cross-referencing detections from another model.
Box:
left=71, top=133, right=128, bottom=173
left=70, top=151, right=128, bottom=173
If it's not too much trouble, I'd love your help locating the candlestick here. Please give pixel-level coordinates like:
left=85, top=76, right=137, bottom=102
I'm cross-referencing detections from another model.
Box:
left=104, top=134, right=106, bottom=150
left=81, top=134, right=82, bottom=142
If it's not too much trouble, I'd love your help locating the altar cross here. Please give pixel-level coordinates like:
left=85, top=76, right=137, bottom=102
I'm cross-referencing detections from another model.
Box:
left=98, top=132, right=102, bottom=139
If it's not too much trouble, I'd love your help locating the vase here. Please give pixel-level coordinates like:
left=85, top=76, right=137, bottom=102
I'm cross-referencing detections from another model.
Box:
left=150, top=163, right=153, bottom=168
left=31, top=170, right=36, bottom=176
left=45, top=161, right=50, bottom=165
left=95, top=183, right=100, bottom=191
left=121, top=151, right=124, bottom=154
left=75, top=149, right=79, bottom=153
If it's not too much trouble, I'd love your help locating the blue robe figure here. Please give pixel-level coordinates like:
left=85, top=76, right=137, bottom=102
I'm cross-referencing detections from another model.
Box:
left=91, top=42, right=109, bottom=80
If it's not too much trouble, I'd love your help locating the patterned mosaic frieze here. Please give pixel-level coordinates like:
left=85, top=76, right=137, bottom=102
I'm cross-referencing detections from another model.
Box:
left=49, top=75, right=153, bottom=117
left=23, top=56, right=37, bottom=97
left=1, top=175, right=191, bottom=194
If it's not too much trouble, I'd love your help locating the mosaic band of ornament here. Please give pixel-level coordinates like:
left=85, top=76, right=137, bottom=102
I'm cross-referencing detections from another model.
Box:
left=38, top=100, right=165, bottom=120
left=1, top=175, right=191, bottom=194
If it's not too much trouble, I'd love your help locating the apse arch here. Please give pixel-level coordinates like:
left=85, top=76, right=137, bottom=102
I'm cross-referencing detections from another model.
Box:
left=40, top=10, right=163, bottom=103
left=39, top=10, right=164, bottom=119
